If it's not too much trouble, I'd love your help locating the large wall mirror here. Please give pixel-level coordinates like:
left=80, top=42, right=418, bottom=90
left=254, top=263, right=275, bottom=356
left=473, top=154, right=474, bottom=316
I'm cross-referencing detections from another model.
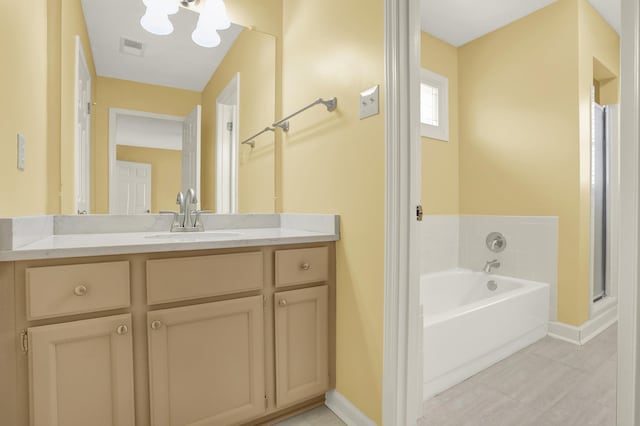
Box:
left=76, top=0, right=276, bottom=215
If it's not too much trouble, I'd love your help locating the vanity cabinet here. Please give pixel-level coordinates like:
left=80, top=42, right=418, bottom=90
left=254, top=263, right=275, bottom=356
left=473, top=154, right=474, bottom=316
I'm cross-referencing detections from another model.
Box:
left=3, top=242, right=335, bottom=426
left=27, top=314, right=135, bottom=426
left=147, top=296, right=265, bottom=426
left=274, top=285, right=329, bottom=407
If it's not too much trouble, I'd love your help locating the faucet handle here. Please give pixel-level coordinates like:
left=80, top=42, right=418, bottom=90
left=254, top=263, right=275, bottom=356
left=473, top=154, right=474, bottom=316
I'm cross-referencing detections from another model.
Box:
left=191, top=210, right=212, bottom=228
left=160, top=211, right=180, bottom=223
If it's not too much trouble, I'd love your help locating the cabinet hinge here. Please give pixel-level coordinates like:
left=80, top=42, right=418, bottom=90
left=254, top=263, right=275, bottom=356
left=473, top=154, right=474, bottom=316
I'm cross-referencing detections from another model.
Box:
left=20, top=329, right=28, bottom=353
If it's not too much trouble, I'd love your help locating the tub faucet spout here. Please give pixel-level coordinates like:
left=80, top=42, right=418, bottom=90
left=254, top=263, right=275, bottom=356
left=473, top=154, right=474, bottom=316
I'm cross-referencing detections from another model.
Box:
left=483, top=259, right=501, bottom=273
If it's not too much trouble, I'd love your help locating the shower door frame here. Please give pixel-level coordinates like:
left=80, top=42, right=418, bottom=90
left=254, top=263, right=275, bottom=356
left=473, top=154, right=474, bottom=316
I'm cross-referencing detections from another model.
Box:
left=382, top=0, right=640, bottom=425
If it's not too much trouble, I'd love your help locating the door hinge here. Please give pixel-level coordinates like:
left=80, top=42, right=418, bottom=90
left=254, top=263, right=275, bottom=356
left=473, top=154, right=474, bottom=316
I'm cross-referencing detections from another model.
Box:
left=226, top=121, right=233, bottom=131
left=87, top=102, right=92, bottom=115
left=416, top=204, right=423, bottom=221
left=20, top=330, right=28, bottom=353
left=264, top=394, right=268, bottom=408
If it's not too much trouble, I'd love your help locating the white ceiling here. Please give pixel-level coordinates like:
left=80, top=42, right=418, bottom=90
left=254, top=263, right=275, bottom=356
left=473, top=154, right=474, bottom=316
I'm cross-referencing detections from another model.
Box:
left=421, top=0, right=620, bottom=47
left=81, top=0, right=243, bottom=92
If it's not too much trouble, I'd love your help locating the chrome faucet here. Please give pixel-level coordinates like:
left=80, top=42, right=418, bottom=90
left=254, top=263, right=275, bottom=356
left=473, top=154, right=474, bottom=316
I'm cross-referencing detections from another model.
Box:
left=483, top=259, right=501, bottom=273
left=176, top=191, right=185, bottom=216
left=184, top=188, right=197, bottom=229
left=160, top=189, right=210, bottom=232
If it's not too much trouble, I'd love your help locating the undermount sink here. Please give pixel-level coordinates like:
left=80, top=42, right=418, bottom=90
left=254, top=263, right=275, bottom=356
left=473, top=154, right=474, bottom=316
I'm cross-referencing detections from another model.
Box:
left=144, top=231, right=241, bottom=242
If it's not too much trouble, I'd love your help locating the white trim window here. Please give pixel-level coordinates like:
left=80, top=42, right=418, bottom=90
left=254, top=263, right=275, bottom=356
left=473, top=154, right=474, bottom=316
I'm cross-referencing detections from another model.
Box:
left=420, top=68, right=449, bottom=141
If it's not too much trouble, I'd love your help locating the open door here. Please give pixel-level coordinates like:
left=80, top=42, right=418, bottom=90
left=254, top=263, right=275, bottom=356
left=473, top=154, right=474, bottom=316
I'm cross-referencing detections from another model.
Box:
left=75, top=36, right=92, bottom=215
left=182, top=105, right=202, bottom=209
left=215, top=74, right=239, bottom=214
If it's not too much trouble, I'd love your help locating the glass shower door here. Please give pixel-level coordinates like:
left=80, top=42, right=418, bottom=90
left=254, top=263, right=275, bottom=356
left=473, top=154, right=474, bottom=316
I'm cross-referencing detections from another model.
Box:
left=592, top=100, right=607, bottom=302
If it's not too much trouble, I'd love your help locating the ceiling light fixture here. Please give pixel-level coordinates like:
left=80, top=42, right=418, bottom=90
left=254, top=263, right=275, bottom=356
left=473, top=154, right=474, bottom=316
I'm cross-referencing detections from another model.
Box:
left=140, top=0, right=231, bottom=48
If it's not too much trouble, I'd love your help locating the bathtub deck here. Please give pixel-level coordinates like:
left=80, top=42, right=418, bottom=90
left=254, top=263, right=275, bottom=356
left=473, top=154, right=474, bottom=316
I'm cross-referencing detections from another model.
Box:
left=420, top=324, right=617, bottom=426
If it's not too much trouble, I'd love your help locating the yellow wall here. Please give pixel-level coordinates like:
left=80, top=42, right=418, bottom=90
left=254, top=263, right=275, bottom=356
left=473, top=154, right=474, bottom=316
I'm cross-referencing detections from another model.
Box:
left=201, top=29, right=276, bottom=212
left=116, top=145, right=182, bottom=213
left=281, top=0, right=385, bottom=422
left=576, top=0, right=620, bottom=323
left=93, top=77, right=201, bottom=213
left=0, top=0, right=49, bottom=216
left=459, top=0, right=581, bottom=323
left=421, top=33, right=459, bottom=215
left=456, top=0, right=619, bottom=325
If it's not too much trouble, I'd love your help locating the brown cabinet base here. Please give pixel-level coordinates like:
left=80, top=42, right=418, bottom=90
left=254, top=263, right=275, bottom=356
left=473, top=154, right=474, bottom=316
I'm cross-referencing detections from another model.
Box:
left=0, top=242, right=336, bottom=426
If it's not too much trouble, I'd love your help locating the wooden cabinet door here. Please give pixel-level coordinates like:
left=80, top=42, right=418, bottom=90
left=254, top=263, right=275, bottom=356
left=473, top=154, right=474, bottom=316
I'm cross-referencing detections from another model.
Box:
left=148, top=295, right=265, bottom=426
left=28, top=314, right=135, bottom=426
left=274, top=285, right=329, bottom=407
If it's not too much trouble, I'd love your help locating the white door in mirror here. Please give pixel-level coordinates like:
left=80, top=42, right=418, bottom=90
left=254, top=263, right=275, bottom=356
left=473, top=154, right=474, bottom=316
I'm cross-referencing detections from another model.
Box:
left=115, top=161, right=152, bottom=214
left=182, top=105, right=202, bottom=210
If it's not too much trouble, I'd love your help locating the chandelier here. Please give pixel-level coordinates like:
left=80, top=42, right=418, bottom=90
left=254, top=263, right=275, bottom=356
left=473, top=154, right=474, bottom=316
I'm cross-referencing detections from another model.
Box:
left=140, top=0, right=231, bottom=48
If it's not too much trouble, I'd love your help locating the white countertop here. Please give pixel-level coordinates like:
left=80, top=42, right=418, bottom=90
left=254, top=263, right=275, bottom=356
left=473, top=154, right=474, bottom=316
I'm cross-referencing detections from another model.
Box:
left=0, top=214, right=339, bottom=261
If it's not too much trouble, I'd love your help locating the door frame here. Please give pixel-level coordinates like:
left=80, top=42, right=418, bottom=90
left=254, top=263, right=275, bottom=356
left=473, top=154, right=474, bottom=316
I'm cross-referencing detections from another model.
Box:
left=617, top=0, right=640, bottom=422
left=382, top=0, right=422, bottom=424
left=74, top=35, right=91, bottom=215
left=215, top=73, right=240, bottom=214
left=382, top=1, right=640, bottom=425
left=108, top=108, right=184, bottom=214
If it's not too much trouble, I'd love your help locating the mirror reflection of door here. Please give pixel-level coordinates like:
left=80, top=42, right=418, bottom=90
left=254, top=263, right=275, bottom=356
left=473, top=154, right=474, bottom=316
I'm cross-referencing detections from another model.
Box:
left=74, top=36, right=92, bottom=215
left=216, top=74, right=239, bottom=214
left=108, top=108, right=201, bottom=214
left=182, top=105, right=202, bottom=210
left=115, top=161, right=151, bottom=214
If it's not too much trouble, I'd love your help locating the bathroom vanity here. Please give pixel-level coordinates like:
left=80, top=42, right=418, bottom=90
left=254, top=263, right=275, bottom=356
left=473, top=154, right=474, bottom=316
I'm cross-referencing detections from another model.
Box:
left=0, top=214, right=338, bottom=426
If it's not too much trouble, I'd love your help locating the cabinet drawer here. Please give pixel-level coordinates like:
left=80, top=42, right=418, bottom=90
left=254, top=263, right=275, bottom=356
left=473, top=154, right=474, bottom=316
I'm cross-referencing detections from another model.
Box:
left=146, top=252, right=263, bottom=305
left=26, top=261, right=130, bottom=320
left=275, top=247, right=329, bottom=288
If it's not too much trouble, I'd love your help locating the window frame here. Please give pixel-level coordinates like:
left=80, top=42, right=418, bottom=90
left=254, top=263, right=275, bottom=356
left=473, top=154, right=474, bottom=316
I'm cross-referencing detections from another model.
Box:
left=420, top=68, right=449, bottom=141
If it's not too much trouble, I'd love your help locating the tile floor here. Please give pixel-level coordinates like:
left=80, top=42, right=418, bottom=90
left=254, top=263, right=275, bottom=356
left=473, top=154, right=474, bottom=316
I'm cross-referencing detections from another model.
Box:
left=419, top=324, right=617, bottom=426
left=274, top=406, right=346, bottom=426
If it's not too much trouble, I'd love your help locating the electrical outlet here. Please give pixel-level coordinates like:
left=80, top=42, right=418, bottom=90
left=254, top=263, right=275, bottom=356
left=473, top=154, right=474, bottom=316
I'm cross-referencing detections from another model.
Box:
left=360, top=85, right=380, bottom=119
left=17, top=133, right=25, bottom=171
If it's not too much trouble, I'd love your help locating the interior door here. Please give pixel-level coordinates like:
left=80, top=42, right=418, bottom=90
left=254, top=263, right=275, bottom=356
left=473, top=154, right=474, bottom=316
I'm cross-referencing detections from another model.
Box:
left=215, top=75, right=239, bottom=214
left=115, top=160, right=151, bottom=214
left=182, top=104, right=202, bottom=208
left=75, top=36, right=91, bottom=215
left=216, top=104, right=238, bottom=213
left=28, top=314, right=135, bottom=426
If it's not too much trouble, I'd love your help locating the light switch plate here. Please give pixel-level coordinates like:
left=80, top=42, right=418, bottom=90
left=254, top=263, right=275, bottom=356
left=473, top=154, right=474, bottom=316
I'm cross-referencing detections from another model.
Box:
left=360, top=85, right=380, bottom=119
left=17, top=133, right=25, bottom=171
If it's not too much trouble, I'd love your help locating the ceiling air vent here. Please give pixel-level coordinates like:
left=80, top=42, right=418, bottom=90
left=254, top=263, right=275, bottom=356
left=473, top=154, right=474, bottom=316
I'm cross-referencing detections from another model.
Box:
left=119, top=37, right=145, bottom=57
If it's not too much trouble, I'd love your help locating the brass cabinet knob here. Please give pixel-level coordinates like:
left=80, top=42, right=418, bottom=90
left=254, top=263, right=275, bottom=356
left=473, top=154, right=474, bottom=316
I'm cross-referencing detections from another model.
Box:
left=300, top=262, right=311, bottom=271
left=116, top=325, right=129, bottom=335
left=150, top=320, right=162, bottom=330
left=73, top=285, right=88, bottom=296
left=279, top=299, right=288, bottom=307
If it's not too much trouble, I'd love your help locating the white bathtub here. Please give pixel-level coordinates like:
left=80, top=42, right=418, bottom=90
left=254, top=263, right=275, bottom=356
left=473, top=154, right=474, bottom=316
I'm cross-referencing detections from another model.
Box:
left=421, top=269, right=549, bottom=400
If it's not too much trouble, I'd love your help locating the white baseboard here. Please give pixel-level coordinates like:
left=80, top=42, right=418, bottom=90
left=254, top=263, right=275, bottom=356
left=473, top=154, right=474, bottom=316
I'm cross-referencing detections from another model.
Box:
left=548, top=304, right=618, bottom=345
left=325, top=390, right=377, bottom=426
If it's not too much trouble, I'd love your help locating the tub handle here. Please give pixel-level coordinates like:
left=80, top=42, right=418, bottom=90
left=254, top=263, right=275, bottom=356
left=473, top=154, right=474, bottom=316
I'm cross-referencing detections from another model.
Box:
left=486, top=232, right=506, bottom=253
